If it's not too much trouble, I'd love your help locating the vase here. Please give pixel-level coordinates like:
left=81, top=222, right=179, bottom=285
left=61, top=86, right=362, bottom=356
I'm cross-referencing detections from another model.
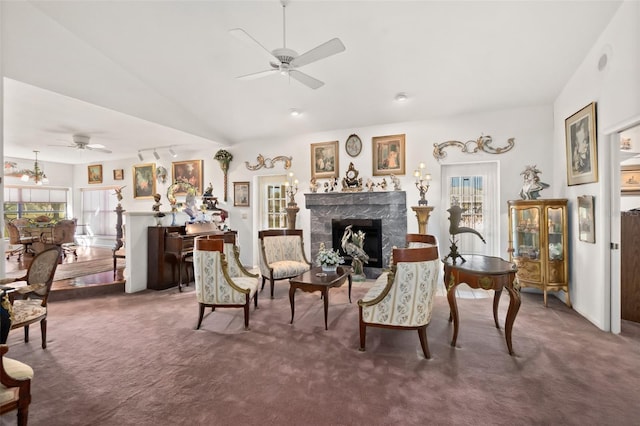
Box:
left=321, top=264, right=338, bottom=273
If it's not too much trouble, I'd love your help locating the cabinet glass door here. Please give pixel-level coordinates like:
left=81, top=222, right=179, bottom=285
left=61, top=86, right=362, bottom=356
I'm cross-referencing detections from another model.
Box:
left=511, top=207, right=540, bottom=259
left=547, top=207, right=564, bottom=260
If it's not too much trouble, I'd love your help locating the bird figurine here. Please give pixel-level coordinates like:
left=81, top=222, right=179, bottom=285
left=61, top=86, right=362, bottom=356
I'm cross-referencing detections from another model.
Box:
left=444, top=205, right=486, bottom=264
left=341, top=225, right=369, bottom=278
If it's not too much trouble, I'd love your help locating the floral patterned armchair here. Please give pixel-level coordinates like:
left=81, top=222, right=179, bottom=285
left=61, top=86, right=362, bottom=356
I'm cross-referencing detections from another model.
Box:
left=1, top=344, right=33, bottom=426
left=258, top=229, right=311, bottom=299
left=193, top=236, right=260, bottom=330
left=358, top=245, right=440, bottom=359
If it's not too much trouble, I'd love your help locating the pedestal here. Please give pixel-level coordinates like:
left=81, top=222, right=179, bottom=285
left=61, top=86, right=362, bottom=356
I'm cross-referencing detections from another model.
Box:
left=411, top=206, right=435, bottom=234
left=286, top=206, right=300, bottom=230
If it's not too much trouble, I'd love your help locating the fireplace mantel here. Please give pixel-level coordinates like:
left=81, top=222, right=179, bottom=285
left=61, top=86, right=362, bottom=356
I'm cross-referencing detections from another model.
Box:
left=305, top=191, right=407, bottom=277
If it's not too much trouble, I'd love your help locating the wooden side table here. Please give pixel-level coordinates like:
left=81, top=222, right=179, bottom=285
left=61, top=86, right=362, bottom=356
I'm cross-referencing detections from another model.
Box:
left=443, top=255, right=520, bottom=355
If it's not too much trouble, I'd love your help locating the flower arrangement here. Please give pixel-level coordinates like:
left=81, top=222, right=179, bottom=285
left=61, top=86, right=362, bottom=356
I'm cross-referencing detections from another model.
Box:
left=316, top=242, right=344, bottom=267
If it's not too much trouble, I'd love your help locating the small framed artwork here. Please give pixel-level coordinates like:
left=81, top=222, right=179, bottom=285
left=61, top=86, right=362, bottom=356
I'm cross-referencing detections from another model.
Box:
left=565, top=102, right=598, bottom=186
left=132, top=163, right=156, bottom=199
left=577, top=195, right=595, bottom=243
left=621, top=165, right=640, bottom=195
left=172, top=160, right=203, bottom=195
left=88, top=164, right=103, bottom=184
left=113, top=169, right=124, bottom=180
left=372, top=134, right=406, bottom=176
left=233, top=181, right=250, bottom=207
left=310, top=141, right=339, bottom=179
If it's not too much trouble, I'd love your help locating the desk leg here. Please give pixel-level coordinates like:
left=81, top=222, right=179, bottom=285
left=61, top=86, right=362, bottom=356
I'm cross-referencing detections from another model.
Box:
left=504, top=284, right=521, bottom=355
left=447, top=283, right=460, bottom=347
left=492, top=289, right=502, bottom=329
left=289, top=285, right=296, bottom=324
left=323, top=289, right=329, bottom=331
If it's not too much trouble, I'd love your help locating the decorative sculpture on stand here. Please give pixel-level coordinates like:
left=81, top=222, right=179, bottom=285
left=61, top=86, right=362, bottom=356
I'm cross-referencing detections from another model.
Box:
left=341, top=225, right=369, bottom=281
left=414, top=162, right=431, bottom=205
left=214, top=149, right=233, bottom=202
left=519, top=165, right=549, bottom=200
left=113, top=186, right=125, bottom=208
left=443, top=205, right=486, bottom=264
left=285, top=173, right=299, bottom=229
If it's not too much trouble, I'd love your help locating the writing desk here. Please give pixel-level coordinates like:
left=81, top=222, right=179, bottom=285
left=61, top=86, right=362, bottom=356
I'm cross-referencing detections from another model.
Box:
left=443, top=255, right=520, bottom=355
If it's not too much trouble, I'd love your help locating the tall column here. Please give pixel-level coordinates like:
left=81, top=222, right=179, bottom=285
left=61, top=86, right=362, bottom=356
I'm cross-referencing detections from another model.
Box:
left=411, top=206, right=435, bottom=234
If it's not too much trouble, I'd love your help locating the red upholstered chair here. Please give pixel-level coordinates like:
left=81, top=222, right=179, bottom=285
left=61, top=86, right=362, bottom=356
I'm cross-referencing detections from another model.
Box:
left=1, top=344, right=33, bottom=426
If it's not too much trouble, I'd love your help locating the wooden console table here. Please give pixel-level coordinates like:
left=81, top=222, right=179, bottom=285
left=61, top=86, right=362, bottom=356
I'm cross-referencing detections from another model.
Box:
left=443, top=255, right=520, bottom=355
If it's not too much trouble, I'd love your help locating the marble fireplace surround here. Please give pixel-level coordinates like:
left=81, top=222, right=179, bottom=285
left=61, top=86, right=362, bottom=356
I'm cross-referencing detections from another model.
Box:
left=304, top=191, right=407, bottom=278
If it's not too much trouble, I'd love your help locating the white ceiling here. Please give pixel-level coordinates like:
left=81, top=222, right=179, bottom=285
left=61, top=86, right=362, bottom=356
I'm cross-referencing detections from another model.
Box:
left=2, top=0, right=622, bottom=165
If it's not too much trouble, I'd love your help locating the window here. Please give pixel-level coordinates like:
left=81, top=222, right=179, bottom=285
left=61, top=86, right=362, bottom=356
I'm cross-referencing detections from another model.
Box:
left=3, top=186, right=69, bottom=235
left=259, top=175, right=288, bottom=229
left=81, top=187, right=119, bottom=236
left=441, top=162, right=499, bottom=256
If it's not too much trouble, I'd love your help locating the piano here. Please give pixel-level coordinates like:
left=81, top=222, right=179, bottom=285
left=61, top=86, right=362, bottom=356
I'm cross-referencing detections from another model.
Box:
left=147, top=224, right=230, bottom=290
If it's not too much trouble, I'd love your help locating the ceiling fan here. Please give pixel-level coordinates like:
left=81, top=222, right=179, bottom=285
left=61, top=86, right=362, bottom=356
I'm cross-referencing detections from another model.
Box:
left=230, top=0, right=345, bottom=89
left=52, top=134, right=112, bottom=153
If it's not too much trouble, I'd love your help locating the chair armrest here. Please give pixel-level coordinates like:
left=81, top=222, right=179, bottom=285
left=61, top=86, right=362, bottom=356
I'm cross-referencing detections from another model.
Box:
left=0, top=278, right=18, bottom=285
left=357, top=270, right=395, bottom=308
left=16, top=282, right=47, bottom=295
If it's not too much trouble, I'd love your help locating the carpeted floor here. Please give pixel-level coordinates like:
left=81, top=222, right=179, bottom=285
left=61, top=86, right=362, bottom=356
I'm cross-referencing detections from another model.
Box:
left=2, top=281, right=640, bottom=426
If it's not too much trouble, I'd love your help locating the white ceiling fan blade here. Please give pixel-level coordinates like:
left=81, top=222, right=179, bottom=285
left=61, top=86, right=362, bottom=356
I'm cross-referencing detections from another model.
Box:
left=87, top=146, right=112, bottom=154
left=229, top=28, right=278, bottom=62
left=290, top=38, right=345, bottom=68
left=289, top=70, right=324, bottom=89
left=237, top=69, right=278, bottom=80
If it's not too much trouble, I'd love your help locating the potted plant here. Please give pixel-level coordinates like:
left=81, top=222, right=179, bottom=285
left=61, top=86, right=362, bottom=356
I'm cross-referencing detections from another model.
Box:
left=316, top=242, right=344, bottom=273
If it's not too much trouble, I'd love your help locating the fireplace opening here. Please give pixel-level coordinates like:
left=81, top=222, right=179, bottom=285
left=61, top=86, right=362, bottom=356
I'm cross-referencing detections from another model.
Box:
left=332, top=219, right=383, bottom=268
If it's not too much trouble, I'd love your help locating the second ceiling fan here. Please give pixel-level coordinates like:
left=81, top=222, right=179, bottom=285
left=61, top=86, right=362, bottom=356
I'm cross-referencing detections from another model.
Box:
left=230, top=0, right=345, bottom=89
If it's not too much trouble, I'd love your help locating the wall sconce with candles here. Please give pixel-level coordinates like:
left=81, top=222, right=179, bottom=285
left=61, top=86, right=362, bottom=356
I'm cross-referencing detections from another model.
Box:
left=21, top=150, right=49, bottom=185
left=285, top=172, right=299, bottom=207
left=414, top=162, right=431, bottom=206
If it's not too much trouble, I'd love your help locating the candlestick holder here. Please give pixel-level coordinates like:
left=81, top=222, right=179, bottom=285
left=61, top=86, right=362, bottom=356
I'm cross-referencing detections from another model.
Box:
left=285, top=172, right=299, bottom=207
left=414, top=162, right=432, bottom=206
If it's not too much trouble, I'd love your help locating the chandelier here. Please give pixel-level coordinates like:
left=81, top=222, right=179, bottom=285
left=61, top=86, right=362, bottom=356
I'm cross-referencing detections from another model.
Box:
left=21, top=150, right=49, bottom=185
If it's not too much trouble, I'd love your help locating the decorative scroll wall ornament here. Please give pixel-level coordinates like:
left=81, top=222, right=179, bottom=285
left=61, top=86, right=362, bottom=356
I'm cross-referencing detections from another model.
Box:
left=214, top=150, right=233, bottom=202
left=244, top=154, right=292, bottom=171
left=432, top=135, right=515, bottom=160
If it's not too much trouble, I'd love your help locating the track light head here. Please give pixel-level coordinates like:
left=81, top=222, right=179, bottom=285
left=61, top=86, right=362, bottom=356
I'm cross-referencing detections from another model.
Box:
left=153, top=150, right=160, bottom=160
left=169, top=148, right=177, bottom=158
left=138, top=152, right=144, bottom=161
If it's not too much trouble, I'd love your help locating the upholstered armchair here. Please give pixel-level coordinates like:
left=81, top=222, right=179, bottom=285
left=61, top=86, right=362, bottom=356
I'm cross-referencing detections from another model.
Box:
left=1, top=344, right=33, bottom=426
left=40, top=219, right=78, bottom=259
left=5, top=219, right=38, bottom=261
left=358, top=245, right=440, bottom=359
left=258, top=229, right=311, bottom=298
left=193, top=236, right=260, bottom=330
left=1, top=246, right=61, bottom=349
left=406, top=233, right=437, bottom=248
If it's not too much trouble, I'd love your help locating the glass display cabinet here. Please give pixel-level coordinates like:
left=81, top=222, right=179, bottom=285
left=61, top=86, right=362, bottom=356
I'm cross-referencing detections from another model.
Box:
left=507, top=199, right=570, bottom=307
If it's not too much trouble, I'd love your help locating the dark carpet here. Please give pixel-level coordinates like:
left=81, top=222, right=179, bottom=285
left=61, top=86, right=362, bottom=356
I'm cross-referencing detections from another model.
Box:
left=3, top=282, right=640, bottom=426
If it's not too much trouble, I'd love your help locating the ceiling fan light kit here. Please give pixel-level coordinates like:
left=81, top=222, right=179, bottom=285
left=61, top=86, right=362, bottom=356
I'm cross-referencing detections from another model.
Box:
left=231, top=0, right=345, bottom=90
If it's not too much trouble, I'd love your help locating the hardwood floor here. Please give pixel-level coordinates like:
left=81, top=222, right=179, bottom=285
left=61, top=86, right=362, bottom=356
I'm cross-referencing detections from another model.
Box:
left=5, top=245, right=126, bottom=300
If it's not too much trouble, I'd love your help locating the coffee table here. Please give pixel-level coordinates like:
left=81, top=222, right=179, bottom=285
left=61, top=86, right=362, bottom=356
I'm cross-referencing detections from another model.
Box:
left=289, top=266, right=352, bottom=330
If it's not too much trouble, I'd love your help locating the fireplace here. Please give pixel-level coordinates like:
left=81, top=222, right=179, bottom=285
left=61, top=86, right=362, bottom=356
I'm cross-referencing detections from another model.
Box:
left=332, top=219, right=383, bottom=268
left=305, top=191, right=407, bottom=278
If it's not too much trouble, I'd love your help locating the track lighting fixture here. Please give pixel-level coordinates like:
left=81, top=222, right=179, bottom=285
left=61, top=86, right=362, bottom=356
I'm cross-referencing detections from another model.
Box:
left=169, top=148, right=177, bottom=158
left=138, top=151, right=144, bottom=162
left=153, top=150, right=160, bottom=160
left=136, top=146, right=177, bottom=161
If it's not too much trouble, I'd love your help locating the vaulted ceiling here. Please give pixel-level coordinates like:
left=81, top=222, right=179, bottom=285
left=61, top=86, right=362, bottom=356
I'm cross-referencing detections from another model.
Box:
left=2, top=1, right=622, bottom=164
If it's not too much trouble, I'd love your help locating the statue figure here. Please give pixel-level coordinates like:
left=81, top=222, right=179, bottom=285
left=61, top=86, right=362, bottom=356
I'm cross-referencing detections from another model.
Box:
left=309, top=178, right=318, bottom=193
left=113, top=186, right=125, bottom=206
left=520, top=165, right=549, bottom=200
left=365, top=179, right=375, bottom=192
left=390, top=174, right=401, bottom=191
left=341, top=225, right=369, bottom=280
left=152, top=193, right=165, bottom=219
left=444, top=205, right=486, bottom=264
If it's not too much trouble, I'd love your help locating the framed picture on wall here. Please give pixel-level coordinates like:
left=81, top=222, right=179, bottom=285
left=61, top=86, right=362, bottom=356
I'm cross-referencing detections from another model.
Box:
left=113, top=169, right=124, bottom=180
left=621, top=165, right=640, bottom=195
left=233, top=181, right=250, bottom=207
left=171, top=160, right=203, bottom=195
left=565, top=102, right=598, bottom=186
left=372, top=134, right=405, bottom=176
left=310, top=141, right=339, bottom=179
left=88, top=164, right=103, bottom=184
left=577, top=195, right=595, bottom=243
left=132, top=163, right=156, bottom=199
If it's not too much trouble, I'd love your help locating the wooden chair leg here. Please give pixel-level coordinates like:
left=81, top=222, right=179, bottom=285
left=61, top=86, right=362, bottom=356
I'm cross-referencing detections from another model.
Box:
left=195, top=303, right=205, bottom=329
left=243, top=304, right=250, bottom=330
left=359, top=320, right=366, bottom=352
left=260, top=276, right=266, bottom=291
left=41, top=318, right=47, bottom=349
left=24, top=325, right=29, bottom=343
left=417, top=326, right=431, bottom=359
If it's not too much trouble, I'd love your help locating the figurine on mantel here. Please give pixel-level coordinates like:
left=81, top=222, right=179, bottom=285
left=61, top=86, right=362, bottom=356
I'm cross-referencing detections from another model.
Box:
left=365, top=179, right=375, bottom=192
left=309, top=178, right=318, bottom=193
left=377, top=178, right=388, bottom=191
left=390, top=174, right=401, bottom=191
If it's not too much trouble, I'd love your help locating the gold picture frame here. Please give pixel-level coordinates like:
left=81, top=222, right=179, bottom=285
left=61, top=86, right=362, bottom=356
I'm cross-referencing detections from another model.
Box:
left=577, top=195, right=595, bottom=243
left=233, top=181, right=250, bottom=207
left=171, top=160, right=204, bottom=195
left=132, top=163, right=156, bottom=199
left=113, top=169, right=124, bottom=180
left=621, top=165, right=640, bottom=195
left=372, top=134, right=406, bottom=176
left=88, top=164, right=103, bottom=184
left=565, top=102, right=598, bottom=186
left=310, top=141, right=339, bottom=179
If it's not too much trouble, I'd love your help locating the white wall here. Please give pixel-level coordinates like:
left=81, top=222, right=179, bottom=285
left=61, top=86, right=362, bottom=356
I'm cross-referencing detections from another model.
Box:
left=554, top=0, right=640, bottom=329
